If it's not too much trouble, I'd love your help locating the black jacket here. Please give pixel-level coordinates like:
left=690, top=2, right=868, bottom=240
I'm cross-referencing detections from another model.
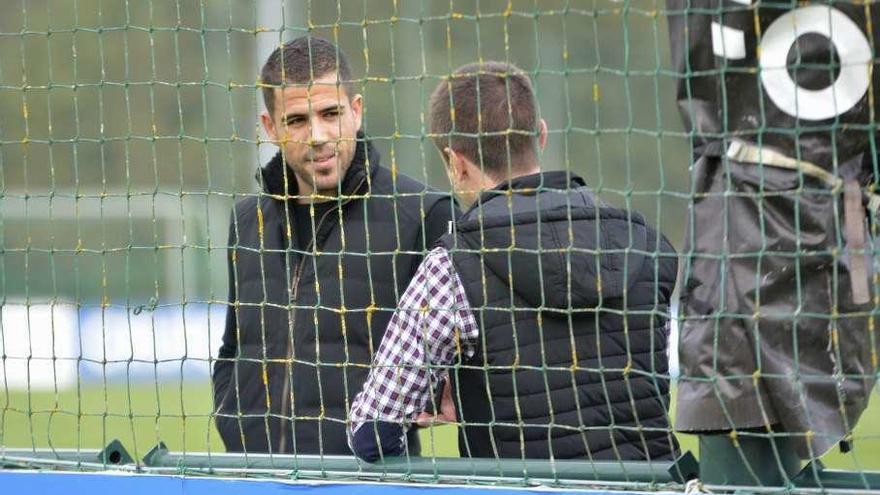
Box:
left=213, top=137, right=457, bottom=454
left=440, top=172, right=679, bottom=460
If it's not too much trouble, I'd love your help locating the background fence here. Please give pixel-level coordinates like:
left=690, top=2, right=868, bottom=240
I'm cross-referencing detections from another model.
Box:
left=0, top=0, right=878, bottom=492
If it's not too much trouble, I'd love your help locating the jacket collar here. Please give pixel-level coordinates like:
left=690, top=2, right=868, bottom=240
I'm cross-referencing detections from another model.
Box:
left=471, top=171, right=587, bottom=207
left=257, top=131, right=379, bottom=199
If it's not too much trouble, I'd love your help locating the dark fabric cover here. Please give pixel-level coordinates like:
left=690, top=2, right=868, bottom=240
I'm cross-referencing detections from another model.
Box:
left=667, top=0, right=880, bottom=458
left=440, top=172, right=679, bottom=460
left=213, top=137, right=457, bottom=454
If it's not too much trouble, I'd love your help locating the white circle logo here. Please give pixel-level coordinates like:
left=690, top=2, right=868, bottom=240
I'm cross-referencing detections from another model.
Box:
left=759, top=5, right=873, bottom=121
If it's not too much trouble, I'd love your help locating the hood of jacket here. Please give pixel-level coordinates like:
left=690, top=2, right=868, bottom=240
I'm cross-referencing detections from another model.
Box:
left=453, top=171, right=653, bottom=311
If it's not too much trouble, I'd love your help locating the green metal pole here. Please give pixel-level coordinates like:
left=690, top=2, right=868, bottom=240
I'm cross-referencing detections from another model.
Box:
left=1, top=442, right=696, bottom=485
left=3, top=443, right=879, bottom=490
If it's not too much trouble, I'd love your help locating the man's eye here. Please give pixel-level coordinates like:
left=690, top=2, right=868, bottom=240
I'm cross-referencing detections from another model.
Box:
left=285, top=117, right=305, bottom=126
left=324, top=110, right=340, bottom=118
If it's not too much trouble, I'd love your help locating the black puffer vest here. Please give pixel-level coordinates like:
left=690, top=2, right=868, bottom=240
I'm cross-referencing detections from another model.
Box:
left=213, top=137, right=456, bottom=454
left=439, top=172, right=679, bottom=460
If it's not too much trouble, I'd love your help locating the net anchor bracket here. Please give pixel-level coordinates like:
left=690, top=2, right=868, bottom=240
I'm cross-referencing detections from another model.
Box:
left=668, top=451, right=700, bottom=483
left=97, top=439, right=134, bottom=466
left=142, top=442, right=169, bottom=467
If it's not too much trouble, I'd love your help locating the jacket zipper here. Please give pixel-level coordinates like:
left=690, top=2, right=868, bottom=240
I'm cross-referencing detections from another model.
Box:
left=277, top=178, right=366, bottom=453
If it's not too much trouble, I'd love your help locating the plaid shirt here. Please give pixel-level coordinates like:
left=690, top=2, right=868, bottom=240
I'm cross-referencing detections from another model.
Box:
left=348, top=247, right=479, bottom=444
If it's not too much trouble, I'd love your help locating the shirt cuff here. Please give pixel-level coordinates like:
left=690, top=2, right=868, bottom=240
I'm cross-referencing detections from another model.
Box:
left=349, top=421, right=407, bottom=463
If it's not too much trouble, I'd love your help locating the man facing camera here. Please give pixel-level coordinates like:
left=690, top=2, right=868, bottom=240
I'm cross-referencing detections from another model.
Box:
left=213, top=36, right=458, bottom=455
left=348, top=61, right=679, bottom=462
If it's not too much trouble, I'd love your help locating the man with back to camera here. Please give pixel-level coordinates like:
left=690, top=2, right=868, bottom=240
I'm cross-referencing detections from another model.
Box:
left=212, top=36, right=458, bottom=455
left=347, top=61, right=680, bottom=462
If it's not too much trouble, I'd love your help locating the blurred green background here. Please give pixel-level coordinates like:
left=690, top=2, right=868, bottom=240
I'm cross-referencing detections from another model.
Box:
left=0, top=0, right=877, bottom=474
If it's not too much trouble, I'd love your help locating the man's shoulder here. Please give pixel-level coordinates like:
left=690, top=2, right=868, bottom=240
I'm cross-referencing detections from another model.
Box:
left=370, top=166, right=446, bottom=203
left=368, top=167, right=456, bottom=227
left=372, top=167, right=452, bottom=218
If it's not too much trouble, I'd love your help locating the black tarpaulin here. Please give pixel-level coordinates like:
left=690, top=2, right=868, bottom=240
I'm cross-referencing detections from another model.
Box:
left=667, top=0, right=880, bottom=458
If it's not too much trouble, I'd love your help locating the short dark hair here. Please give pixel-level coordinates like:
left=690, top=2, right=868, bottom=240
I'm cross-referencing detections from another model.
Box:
left=260, top=36, right=354, bottom=114
left=429, top=61, right=538, bottom=177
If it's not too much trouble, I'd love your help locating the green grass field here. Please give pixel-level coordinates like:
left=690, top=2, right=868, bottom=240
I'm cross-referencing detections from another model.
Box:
left=2, top=382, right=878, bottom=471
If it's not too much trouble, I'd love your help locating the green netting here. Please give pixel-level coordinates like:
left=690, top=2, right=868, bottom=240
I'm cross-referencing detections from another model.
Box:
left=0, top=0, right=878, bottom=492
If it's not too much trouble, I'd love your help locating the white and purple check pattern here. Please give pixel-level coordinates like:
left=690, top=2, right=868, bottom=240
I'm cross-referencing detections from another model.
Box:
left=348, top=247, right=479, bottom=438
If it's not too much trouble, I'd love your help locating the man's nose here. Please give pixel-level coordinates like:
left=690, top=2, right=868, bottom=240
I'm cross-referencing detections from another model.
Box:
left=309, top=120, right=335, bottom=146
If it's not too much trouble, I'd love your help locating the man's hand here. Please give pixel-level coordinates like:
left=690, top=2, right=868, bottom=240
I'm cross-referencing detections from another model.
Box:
left=415, top=376, right=457, bottom=427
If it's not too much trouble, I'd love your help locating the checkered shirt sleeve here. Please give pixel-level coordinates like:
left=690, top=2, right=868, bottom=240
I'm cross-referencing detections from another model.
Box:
left=348, top=246, right=478, bottom=436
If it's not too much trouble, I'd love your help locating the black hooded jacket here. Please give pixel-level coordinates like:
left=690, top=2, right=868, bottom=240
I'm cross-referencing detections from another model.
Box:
left=440, top=171, right=679, bottom=460
left=213, top=137, right=457, bottom=454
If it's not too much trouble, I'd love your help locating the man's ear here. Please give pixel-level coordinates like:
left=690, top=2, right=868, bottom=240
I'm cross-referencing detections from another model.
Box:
left=444, top=147, right=468, bottom=182
left=350, top=93, right=364, bottom=131
left=260, top=111, right=278, bottom=143
left=538, top=118, right=548, bottom=151
left=439, top=147, right=457, bottom=188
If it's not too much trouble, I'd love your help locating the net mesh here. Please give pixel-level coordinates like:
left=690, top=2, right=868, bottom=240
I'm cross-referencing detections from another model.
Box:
left=0, top=0, right=877, bottom=491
